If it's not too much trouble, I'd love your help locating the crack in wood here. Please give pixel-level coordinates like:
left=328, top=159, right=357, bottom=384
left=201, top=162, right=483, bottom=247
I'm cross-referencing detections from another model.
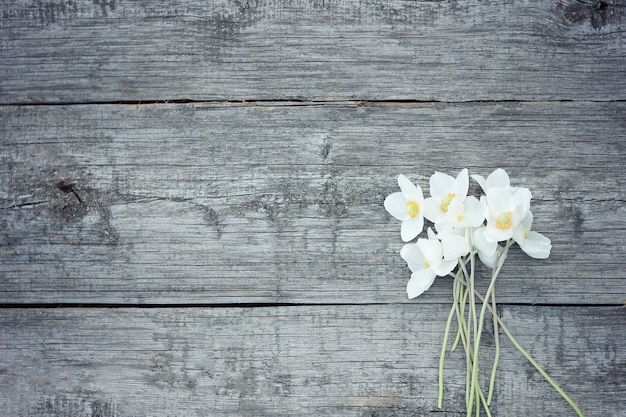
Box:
left=56, top=179, right=83, bottom=204
left=1, top=200, right=48, bottom=210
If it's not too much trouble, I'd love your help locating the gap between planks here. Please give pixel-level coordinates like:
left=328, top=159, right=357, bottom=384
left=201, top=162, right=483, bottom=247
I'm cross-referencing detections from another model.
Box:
left=0, top=302, right=623, bottom=309
left=2, top=98, right=626, bottom=108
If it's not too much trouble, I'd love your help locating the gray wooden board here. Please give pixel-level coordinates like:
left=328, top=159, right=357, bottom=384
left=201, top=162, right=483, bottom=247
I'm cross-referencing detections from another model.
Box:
left=0, top=305, right=623, bottom=417
left=1, top=0, right=625, bottom=104
left=1, top=101, right=625, bottom=305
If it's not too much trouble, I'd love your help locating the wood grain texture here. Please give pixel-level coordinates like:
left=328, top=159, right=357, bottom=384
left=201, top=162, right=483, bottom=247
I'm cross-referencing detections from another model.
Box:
left=1, top=0, right=625, bottom=103
left=2, top=0, right=625, bottom=414
left=1, top=101, right=625, bottom=305
left=0, top=305, right=623, bottom=417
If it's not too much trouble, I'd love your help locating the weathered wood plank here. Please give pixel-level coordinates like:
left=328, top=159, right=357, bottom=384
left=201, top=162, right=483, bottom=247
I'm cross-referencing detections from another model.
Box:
left=1, top=102, right=624, bottom=305
left=1, top=0, right=624, bottom=103
left=0, top=305, right=622, bottom=416
left=0, top=103, right=626, bottom=303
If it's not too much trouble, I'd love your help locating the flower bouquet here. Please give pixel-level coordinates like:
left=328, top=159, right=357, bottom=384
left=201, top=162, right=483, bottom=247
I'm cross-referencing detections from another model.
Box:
left=384, top=168, right=583, bottom=417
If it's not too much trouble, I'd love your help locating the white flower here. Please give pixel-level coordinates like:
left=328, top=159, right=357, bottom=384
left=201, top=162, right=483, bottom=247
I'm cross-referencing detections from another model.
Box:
left=513, top=212, right=552, bottom=259
left=400, top=228, right=457, bottom=299
left=423, top=169, right=484, bottom=232
left=471, top=168, right=511, bottom=194
left=436, top=195, right=485, bottom=231
left=384, top=174, right=425, bottom=242
left=424, top=168, right=470, bottom=225
left=482, top=186, right=532, bottom=242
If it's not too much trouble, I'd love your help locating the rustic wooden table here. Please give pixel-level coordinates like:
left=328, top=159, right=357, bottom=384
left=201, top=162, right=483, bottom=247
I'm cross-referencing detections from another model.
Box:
left=1, top=1, right=625, bottom=416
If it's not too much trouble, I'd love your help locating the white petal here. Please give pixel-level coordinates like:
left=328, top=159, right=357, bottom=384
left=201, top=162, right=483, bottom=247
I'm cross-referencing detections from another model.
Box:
left=484, top=222, right=515, bottom=242
left=443, top=199, right=465, bottom=224
left=486, top=168, right=510, bottom=189
left=513, top=187, right=532, bottom=218
left=417, top=236, right=443, bottom=266
left=454, top=168, right=469, bottom=198
left=434, top=221, right=455, bottom=237
left=441, top=233, right=470, bottom=261
left=429, top=171, right=456, bottom=198
left=400, top=216, right=424, bottom=242
left=473, top=226, right=497, bottom=257
left=384, top=192, right=409, bottom=221
left=406, top=268, right=436, bottom=299
left=431, top=258, right=457, bottom=277
left=480, top=195, right=490, bottom=217
left=398, top=175, right=423, bottom=201
left=486, top=187, right=515, bottom=213
left=478, top=246, right=500, bottom=268
left=512, top=224, right=526, bottom=244
left=461, top=196, right=485, bottom=228
left=512, top=212, right=534, bottom=244
left=471, top=174, right=489, bottom=194
left=521, top=211, right=534, bottom=230
left=423, top=197, right=442, bottom=223
left=400, top=243, right=425, bottom=272
left=518, top=231, right=551, bottom=259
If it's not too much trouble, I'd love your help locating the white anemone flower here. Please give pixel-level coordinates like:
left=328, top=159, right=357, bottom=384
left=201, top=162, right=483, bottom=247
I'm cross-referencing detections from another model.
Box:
left=384, top=174, right=425, bottom=242
left=513, top=211, right=552, bottom=259
left=435, top=195, right=485, bottom=231
left=482, top=186, right=532, bottom=243
left=400, top=228, right=457, bottom=299
left=471, top=168, right=511, bottom=194
left=424, top=168, right=470, bottom=225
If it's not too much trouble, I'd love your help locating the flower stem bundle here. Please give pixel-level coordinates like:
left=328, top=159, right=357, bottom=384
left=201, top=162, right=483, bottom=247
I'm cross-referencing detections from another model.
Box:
left=384, top=168, right=583, bottom=416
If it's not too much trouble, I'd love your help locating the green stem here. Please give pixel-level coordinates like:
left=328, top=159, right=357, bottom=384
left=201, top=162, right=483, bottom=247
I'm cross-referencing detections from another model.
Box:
left=470, top=251, right=478, bottom=337
left=469, top=241, right=513, bottom=417
left=495, top=313, right=585, bottom=417
left=465, top=250, right=482, bottom=417
left=453, top=280, right=470, bottom=352
left=438, top=300, right=457, bottom=409
left=458, top=258, right=474, bottom=411
left=475, top=384, right=480, bottom=417
left=450, top=279, right=464, bottom=352
left=487, top=282, right=500, bottom=405
left=452, top=275, right=585, bottom=417
left=450, top=271, right=473, bottom=409
left=478, top=384, right=492, bottom=417
left=451, top=257, right=471, bottom=353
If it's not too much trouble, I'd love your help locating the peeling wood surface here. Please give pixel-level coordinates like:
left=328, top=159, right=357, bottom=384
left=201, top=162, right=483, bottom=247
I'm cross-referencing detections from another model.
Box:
left=1, top=0, right=626, bottom=416
left=0, top=305, right=624, bottom=417
left=0, top=0, right=625, bottom=103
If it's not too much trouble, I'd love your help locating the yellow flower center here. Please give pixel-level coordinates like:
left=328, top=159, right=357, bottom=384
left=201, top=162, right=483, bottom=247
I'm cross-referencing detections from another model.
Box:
left=406, top=200, right=420, bottom=218
left=440, top=193, right=455, bottom=213
left=496, top=211, right=514, bottom=230
left=423, top=260, right=430, bottom=269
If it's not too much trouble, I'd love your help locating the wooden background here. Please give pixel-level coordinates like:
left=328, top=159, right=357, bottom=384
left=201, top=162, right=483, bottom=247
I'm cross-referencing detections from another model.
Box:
left=1, top=0, right=625, bottom=415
